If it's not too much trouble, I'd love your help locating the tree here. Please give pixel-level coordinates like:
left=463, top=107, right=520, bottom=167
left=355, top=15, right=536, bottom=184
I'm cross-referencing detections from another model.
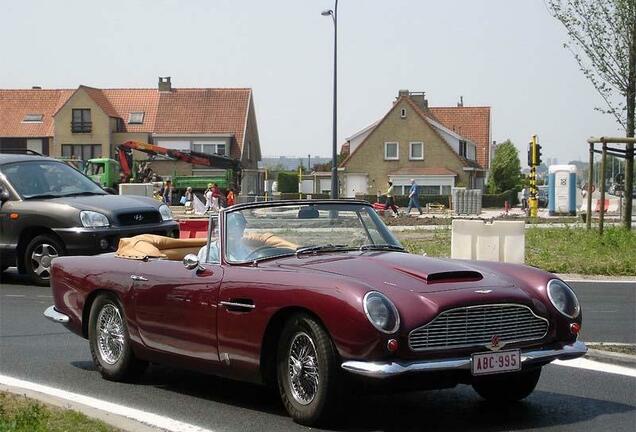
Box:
left=488, top=140, right=522, bottom=193
left=546, top=0, right=635, bottom=229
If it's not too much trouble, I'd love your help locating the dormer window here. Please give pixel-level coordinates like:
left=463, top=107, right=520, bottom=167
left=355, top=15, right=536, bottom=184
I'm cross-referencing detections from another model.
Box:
left=400, top=108, right=407, bottom=118
left=22, top=113, right=43, bottom=123
left=128, top=112, right=145, bottom=124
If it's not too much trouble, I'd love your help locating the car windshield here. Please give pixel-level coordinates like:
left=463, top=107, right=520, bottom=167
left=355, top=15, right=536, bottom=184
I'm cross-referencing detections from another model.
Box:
left=219, top=202, right=402, bottom=264
left=1, top=160, right=105, bottom=199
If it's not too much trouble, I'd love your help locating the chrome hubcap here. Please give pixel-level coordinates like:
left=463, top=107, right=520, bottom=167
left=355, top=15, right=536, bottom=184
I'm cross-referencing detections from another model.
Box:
left=96, top=304, right=125, bottom=365
left=288, top=332, right=319, bottom=405
left=31, top=243, right=59, bottom=279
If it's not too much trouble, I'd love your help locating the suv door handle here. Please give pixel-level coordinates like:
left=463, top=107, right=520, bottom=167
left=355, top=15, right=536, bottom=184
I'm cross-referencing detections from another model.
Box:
left=130, top=275, right=148, bottom=282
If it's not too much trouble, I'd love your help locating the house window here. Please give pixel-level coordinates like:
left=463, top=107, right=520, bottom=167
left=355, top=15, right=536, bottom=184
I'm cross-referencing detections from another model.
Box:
left=384, top=142, right=399, bottom=160
left=193, top=143, right=227, bottom=156
left=422, top=185, right=440, bottom=195
left=22, top=114, right=43, bottom=123
left=128, top=112, right=144, bottom=124
left=409, top=142, right=423, bottom=160
left=61, top=144, right=101, bottom=160
left=400, top=108, right=406, bottom=119
left=71, top=109, right=92, bottom=133
left=459, top=140, right=467, bottom=157
left=115, top=118, right=124, bottom=132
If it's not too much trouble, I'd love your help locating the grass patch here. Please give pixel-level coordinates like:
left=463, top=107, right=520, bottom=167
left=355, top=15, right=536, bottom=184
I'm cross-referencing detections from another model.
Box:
left=0, top=392, right=118, bottom=432
left=398, top=227, right=636, bottom=276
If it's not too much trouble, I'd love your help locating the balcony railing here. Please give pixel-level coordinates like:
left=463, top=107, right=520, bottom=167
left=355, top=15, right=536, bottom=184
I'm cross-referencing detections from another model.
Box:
left=71, top=121, right=92, bottom=133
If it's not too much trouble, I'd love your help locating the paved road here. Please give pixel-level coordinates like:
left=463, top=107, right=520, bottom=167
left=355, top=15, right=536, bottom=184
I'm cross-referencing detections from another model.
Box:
left=1, top=271, right=635, bottom=431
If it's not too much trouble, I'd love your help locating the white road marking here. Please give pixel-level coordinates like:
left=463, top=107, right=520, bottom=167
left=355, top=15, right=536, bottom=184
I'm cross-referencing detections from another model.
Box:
left=4, top=294, right=25, bottom=298
left=36, top=295, right=53, bottom=298
left=553, top=358, right=636, bottom=378
left=564, top=279, right=636, bottom=284
left=0, top=374, right=214, bottom=432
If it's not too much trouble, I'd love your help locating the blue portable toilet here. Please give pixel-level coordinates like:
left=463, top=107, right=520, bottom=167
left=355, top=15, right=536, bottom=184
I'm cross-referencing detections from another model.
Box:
left=548, top=165, right=577, bottom=216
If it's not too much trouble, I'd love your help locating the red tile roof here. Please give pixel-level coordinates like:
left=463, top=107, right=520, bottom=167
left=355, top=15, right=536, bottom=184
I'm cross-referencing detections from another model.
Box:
left=0, top=89, right=72, bottom=137
left=429, top=106, right=491, bottom=168
left=0, top=87, right=252, bottom=154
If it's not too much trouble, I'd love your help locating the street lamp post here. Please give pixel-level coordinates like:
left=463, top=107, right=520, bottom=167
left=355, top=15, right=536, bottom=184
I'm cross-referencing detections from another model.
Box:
left=322, top=1, right=338, bottom=199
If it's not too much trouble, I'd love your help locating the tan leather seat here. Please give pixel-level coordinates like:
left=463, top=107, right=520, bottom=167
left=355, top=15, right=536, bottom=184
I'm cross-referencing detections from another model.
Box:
left=116, top=234, right=208, bottom=261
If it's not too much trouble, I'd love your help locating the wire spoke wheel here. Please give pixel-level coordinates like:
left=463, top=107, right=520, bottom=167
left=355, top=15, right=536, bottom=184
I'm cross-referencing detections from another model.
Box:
left=288, top=332, right=320, bottom=405
left=96, top=304, right=125, bottom=365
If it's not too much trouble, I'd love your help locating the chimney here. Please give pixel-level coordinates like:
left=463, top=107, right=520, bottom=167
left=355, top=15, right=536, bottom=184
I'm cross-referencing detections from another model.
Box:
left=158, top=76, right=172, bottom=92
left=457, top=96, right=464, bottom=107
left=398, top=89, right=410, bottom=98
left=409, top=91, right=429, bottom=110
left=32, top=86, right=42, bottom=89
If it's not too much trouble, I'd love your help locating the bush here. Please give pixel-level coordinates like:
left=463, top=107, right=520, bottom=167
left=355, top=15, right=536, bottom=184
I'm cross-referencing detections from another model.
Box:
left=482, top=189, right=518, bottom=208
left=279, top=193, right=330, bottom=200
left=277, top=172, right=299, bottom=193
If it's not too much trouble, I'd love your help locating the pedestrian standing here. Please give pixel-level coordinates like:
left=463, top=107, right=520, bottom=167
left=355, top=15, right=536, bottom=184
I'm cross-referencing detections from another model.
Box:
left=162, top=180, right=173, bottom=205
left=205, top=183, right=213, bottom=212
left=211, top=183, right=221, bottom=211
left=226, top=188, right=235, bottom=207
left=383, top=181, right=399, bottom=217
left=406, top=178, right=423, bottom=215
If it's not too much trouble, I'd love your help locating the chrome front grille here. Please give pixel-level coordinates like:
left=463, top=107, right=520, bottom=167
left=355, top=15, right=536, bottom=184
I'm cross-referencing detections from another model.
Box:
left=408, top=304, right=549, bottom=351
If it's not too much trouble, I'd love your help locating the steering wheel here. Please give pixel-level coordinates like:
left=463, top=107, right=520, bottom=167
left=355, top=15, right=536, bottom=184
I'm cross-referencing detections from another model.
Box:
left=244, top=246, right=292, bottom=261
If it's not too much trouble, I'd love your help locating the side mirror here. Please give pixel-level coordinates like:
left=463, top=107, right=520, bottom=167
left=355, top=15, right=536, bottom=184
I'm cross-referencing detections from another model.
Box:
left=0, top=187, right=9, bottom=203
left=183, top=253, right=204, bottom=271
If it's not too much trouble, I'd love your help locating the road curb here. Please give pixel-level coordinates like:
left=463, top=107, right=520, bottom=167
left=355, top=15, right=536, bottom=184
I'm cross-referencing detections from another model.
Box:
left=0, top=383, right=163, bottom=432
left=584, top=348, right=636, bottom=368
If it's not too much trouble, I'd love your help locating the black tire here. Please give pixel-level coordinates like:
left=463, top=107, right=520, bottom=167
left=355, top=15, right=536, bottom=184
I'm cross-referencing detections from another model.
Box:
left=277, top=313, right=342, bottom=426
left=88, top=294, right=147, bottom=381
left=24, top=234, right=65, bottom=286
left=472, top=368, right=541, bottom=402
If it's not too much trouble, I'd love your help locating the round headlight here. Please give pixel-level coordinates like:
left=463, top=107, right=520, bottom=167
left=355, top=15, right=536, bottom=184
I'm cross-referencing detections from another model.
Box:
left=363, top=291, right=400, bottom=334
left=80, top=211, right=110, bottom=228
left=547, top=279, right=581, bottom=318
left=159, top=204, right=173, bottom=221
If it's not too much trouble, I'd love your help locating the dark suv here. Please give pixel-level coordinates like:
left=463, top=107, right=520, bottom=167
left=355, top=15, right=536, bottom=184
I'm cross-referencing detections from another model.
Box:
left=0, top=154, right=179, bottom=285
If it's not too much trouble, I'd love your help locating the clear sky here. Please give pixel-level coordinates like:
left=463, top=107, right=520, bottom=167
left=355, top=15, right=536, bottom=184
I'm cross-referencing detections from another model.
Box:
left=0, top=0, right=623, bottom=165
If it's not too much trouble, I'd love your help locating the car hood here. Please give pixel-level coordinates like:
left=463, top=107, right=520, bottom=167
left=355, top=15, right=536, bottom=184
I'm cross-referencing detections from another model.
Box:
left=44, top=194, right=160, bottom=213
left=275, top=251, right=516, bottom=294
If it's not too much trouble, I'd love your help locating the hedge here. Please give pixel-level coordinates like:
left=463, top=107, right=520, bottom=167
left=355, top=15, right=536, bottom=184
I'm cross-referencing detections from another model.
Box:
left=277, top=172, right=299, bottom=193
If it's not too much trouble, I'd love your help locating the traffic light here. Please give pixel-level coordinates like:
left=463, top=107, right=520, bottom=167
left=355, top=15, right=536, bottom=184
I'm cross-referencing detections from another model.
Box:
left=527, top=142, right=533, bottom=166
left=535, top=143, right=543, bottom=165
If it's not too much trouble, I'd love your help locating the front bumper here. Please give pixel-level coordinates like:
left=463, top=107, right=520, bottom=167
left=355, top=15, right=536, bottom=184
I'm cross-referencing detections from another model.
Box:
left=341, top=340, right=587, bottom=378
left=43, top=305, right=69, bottom=324
left=53, top=221, right=179, bottom=254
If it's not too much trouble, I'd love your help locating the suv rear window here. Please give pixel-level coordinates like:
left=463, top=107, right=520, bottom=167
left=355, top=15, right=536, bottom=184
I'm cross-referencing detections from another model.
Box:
left=1, top=160, right=105, bottom=199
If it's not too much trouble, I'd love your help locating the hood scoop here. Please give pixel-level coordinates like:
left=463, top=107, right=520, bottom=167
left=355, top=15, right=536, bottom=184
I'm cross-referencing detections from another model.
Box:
left=395, top=267, right=483, bottom=284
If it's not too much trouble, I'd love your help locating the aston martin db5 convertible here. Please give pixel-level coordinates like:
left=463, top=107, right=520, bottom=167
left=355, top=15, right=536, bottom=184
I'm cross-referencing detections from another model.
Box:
left=45, top=200, right=586, bottom=425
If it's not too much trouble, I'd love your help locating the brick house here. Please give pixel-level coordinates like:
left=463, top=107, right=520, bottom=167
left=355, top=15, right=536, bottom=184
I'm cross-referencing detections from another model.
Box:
left=0, top=77, right=263, bottom=194
left=339, top=90, right=489, bottom=197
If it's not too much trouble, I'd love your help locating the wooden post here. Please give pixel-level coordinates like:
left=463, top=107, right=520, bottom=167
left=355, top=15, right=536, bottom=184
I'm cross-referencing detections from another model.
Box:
left=586, top=142, right=594, bottom=230
left=599, top=142, right=607, bottom=235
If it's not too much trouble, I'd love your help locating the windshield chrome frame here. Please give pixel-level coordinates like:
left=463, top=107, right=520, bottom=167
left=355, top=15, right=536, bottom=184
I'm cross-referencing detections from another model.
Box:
left=218, top=200, right=401, bottom=266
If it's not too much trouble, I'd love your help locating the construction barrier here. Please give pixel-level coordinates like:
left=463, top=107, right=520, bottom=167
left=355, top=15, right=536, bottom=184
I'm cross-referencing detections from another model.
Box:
left=451, top=219, right=525, bottom=264
left=178, top=219, right=209, bottom=239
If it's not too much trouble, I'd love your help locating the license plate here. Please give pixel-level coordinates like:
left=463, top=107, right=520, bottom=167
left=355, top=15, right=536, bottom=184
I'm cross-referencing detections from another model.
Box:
left=471, top=349, right=521, bottom=376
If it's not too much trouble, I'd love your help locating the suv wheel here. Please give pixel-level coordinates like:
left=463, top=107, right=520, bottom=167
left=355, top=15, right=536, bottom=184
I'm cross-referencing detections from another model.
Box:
left=24, top=234, right=64, bottom=286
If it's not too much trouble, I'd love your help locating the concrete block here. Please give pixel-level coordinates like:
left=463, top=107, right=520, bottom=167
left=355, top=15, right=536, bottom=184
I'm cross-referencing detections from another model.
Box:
left=451, top=219, right=525, bottom=263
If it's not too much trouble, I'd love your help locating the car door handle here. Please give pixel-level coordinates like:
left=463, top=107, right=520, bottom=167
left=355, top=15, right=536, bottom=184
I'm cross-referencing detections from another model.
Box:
left=130, top=275, right=148, bottom=282
left=219, top=300, right=255, bottom=311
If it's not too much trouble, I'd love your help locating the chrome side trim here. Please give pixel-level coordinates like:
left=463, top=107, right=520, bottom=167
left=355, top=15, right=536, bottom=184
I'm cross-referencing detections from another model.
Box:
left=341, top=340, right=587, bottom=379
left=219, top=301, right=255, bottom=310
left=130, top=275, right=148, bottom=281
left=43, top=305, right=70, bottom=324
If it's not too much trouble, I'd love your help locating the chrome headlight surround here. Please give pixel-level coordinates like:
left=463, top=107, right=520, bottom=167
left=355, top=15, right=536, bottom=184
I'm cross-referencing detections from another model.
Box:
left=159, top=204, right=173, bottom=221
left=363, top=291, right=400, bottom=334
left=79, top=210, right=110, bottom=228
left=547, top=279, right=581, bottom=319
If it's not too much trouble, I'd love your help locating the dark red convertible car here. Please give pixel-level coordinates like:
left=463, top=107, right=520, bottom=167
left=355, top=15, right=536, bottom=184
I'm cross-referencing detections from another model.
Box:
left=45, top=200, right=586, bottom=425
